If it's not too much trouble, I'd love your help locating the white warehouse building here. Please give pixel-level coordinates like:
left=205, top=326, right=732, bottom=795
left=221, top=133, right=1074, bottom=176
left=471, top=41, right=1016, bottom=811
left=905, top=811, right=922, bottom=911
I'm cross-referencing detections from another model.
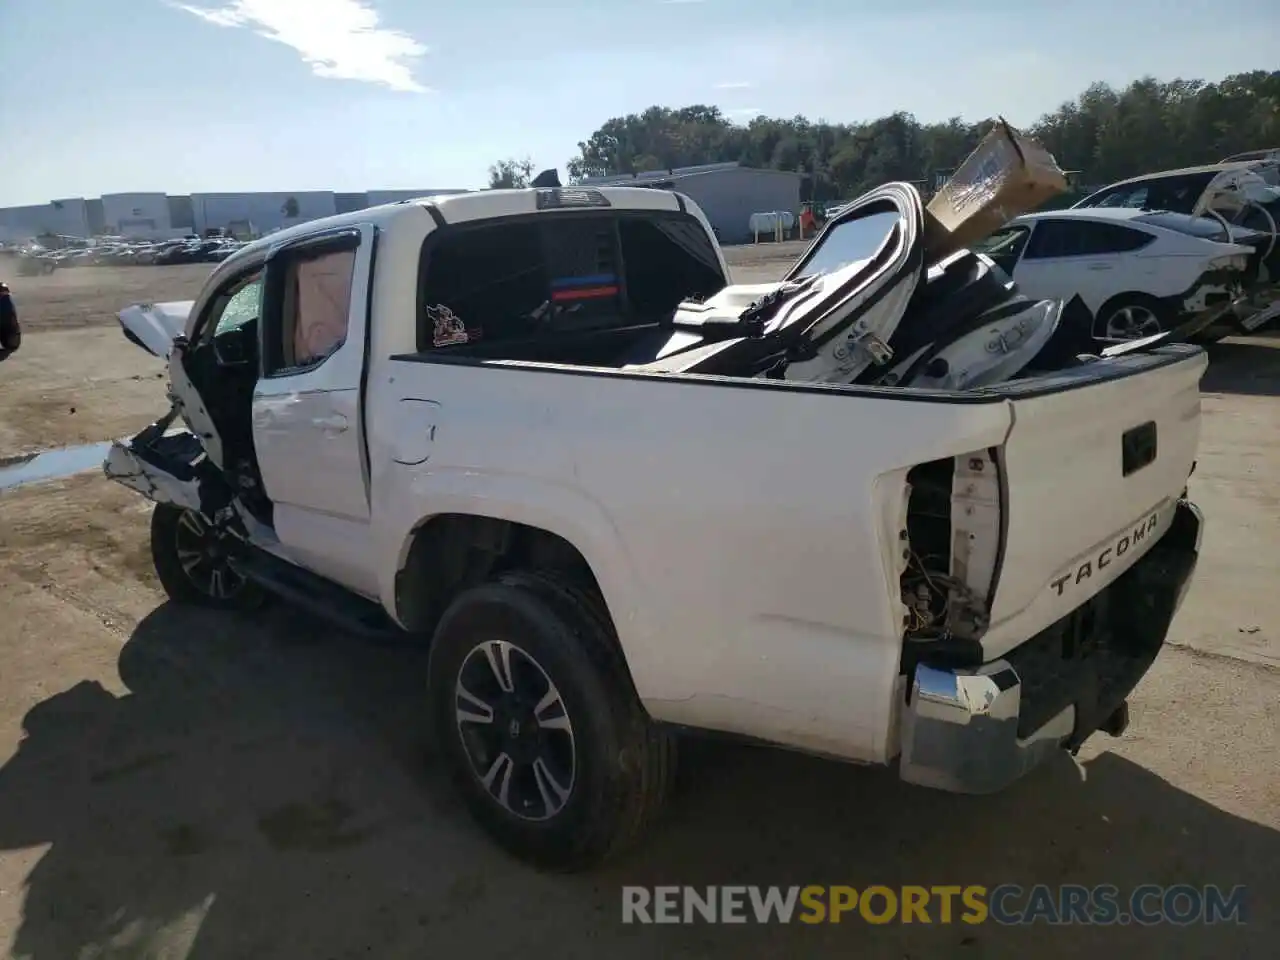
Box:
left=190, top=191, right=338, bottom=237
left=101, top=192, right=173, bottom=236
left=0, top=198, right=91, bottom=242
left=577, top=162, right=804, bottom=244
left=0, top=187, right=469, bottom=243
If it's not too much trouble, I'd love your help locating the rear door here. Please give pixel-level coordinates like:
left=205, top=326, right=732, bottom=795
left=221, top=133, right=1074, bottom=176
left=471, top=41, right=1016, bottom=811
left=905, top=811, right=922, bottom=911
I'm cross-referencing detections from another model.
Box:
left=1006, top=219, right=1098, bottom=304
left=251, top=224, right=378, bottom=595
left=1011, top=218, right=1154, bottom=314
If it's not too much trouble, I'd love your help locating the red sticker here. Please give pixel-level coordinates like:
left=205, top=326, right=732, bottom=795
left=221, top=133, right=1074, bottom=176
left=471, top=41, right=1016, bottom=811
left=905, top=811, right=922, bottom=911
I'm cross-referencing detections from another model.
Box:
left=428, top=304, right=470, bottom=347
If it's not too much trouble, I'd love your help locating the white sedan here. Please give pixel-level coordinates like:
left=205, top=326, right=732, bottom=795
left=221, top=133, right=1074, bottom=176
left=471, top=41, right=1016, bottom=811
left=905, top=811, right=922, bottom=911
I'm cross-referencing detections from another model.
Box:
left=975, top=208, right=1256, bottom=341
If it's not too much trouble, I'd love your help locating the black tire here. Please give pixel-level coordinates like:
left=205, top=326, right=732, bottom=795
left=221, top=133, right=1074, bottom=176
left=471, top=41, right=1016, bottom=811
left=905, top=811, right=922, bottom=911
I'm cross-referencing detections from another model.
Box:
left=1094, top=293, right=1171, bottom=341
left=149, top=502, right=266, bottom=610
left=427, top=570, right=675, bottom=871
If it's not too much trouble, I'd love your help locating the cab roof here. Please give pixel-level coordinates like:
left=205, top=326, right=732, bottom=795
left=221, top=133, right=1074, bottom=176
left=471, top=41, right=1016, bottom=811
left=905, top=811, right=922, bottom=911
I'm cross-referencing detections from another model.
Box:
left=212, top=184, right=701, bottom=282
left=1099, top=161, right=1256, bottom=190
left=221, top=185, right=691, bottom=268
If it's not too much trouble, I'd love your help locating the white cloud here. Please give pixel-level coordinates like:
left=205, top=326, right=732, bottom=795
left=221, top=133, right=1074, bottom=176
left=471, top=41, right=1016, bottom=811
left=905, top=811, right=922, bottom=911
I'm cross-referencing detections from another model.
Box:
left=169, top=0, right=428, bottom=92
left=715, top=81, right=753, bottom=90
left=725, top=107, right=761, bottom=118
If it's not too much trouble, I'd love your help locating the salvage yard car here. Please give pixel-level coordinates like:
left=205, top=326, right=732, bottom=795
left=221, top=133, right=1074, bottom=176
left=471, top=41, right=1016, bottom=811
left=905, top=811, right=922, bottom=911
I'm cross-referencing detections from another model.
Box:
left=1072, top=159, right=1280, bottom=333
left=103, top=181, right=1205, bottom=871
left=975, top=208, right=1258, bottom=342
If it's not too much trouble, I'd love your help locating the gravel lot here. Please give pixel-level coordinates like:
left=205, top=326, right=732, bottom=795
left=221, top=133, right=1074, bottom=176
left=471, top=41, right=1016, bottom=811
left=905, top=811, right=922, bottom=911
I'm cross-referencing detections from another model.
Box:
left=0, top=251, right=1276, bottom=958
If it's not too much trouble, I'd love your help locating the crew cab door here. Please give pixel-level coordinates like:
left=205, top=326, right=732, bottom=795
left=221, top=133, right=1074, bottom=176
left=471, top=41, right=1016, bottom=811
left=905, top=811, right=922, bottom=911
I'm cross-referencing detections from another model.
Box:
left=252, top=224, right=378, bottom=596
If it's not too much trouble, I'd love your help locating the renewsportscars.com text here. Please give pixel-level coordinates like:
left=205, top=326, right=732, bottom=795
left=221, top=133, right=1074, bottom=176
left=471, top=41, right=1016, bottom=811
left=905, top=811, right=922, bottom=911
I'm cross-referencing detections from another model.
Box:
left=621, top=884, right=1248, bottom=926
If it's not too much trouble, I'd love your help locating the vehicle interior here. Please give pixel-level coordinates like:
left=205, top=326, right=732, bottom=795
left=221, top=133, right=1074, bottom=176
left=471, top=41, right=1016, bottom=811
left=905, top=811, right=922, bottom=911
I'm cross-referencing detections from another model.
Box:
left=415, top=212, right=729, bottom=367
left=180, top=268, right=270, bottom=512
left=972, top=224, right=1030, bottom=274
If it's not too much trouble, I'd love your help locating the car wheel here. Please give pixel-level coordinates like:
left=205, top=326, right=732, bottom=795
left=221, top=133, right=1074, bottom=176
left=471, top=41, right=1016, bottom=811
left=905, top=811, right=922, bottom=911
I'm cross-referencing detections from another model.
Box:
left=1098, top=295, right=1170, bottom=341
left=150, top=503, right=266, bottom=609
left=427, top=570, right=676, bottom=871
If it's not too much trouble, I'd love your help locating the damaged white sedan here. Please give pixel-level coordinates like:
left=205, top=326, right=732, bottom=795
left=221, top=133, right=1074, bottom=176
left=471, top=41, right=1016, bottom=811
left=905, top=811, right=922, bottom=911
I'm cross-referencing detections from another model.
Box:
left=974, top=208, right=1259, bottom=343
left=104, top=170, right=1205, bottom=871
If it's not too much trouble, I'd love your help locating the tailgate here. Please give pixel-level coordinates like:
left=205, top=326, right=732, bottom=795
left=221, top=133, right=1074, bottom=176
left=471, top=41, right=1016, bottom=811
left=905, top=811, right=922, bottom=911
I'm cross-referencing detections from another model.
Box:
left=980, top=345, right=1207, bottom=658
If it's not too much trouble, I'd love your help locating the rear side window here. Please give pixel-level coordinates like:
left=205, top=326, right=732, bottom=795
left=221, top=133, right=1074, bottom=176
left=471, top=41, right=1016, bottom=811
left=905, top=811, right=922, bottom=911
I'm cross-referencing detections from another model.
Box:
left=1078, top=172, right=1217, bottom=214
left=417, top=214, right=725, bottom=351
left=419, top=221, right=548, bottom=348
left=1024, top=220, right=1153, bottom=259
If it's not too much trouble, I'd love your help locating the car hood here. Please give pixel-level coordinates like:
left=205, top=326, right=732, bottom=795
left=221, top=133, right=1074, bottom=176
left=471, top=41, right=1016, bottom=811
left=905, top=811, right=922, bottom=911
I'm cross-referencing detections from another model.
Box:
left=117, top=301, right=194, bottom=358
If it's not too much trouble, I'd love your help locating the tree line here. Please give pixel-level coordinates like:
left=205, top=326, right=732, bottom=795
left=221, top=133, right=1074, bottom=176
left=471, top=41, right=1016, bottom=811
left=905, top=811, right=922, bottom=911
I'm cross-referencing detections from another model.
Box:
left=488, top=70, right=1280, bottom=204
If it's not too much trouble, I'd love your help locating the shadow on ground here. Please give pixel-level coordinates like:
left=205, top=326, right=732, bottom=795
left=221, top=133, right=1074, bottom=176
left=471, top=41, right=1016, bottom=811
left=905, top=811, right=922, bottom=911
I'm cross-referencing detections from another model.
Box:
left=0, top=603, right=1275, bottom=959
left=1201, top=335, right=1280, bottom=396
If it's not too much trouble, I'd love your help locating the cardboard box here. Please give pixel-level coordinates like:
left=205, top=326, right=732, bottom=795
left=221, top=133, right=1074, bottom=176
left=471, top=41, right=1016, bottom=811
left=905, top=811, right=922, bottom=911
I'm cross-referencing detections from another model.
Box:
left=925, top=117, right=1068, bottom=260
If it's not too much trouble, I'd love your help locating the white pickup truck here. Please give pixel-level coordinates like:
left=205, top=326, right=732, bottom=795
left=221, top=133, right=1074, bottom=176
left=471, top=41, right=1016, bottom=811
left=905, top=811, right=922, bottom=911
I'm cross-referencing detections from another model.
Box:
left=106, top=183, right=1205, bottom=871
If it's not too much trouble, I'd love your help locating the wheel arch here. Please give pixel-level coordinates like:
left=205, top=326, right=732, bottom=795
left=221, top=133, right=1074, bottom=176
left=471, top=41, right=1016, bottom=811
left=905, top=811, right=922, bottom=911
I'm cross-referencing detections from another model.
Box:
left=393, top=513, right=598, bottom=630
left=387, top=502, right=645, bottom=678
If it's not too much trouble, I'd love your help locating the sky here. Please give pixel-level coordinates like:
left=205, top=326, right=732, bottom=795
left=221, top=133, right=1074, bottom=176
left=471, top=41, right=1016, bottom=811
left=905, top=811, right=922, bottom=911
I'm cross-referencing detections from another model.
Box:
left=0, top=0, right=1277, bottom=206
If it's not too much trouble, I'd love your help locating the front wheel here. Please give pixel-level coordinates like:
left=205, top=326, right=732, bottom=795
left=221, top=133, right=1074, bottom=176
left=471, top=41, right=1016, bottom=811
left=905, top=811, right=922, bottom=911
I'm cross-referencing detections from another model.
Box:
left=427, top=571, right=675, bottom=871
left=149, top=503, right=266, bottom=609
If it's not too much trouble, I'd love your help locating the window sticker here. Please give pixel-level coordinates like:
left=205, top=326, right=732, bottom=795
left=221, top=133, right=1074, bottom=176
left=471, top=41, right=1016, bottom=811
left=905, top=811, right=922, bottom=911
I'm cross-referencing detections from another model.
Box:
left=428, top=304, right=478, bottom=347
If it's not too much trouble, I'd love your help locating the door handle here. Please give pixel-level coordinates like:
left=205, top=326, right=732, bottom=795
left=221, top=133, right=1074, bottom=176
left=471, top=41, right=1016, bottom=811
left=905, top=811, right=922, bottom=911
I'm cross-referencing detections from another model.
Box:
left=312, top=413, right=348, bottom=433
left=1087, top=263, right=1112, bottom=271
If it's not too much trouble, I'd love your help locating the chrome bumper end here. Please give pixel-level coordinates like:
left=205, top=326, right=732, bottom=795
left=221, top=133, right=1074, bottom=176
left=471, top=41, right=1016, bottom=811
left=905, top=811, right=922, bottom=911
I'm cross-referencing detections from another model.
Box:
left=899, top=499, right=1203, bottom=795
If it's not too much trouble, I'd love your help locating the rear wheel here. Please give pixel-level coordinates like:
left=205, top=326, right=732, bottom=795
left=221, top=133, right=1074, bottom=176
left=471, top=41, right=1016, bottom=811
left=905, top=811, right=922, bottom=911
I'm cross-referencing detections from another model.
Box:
left=427, top=570, right=675, bottom=871
left=149, top=503, right=266, bottom=609
left=1098, top=294, right=1171, bottom=341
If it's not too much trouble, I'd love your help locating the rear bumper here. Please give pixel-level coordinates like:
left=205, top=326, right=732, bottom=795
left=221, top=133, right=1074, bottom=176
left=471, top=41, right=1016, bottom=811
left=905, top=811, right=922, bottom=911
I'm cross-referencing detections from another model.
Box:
left=898, top=498, right=1203, bottom=794
left=1230, top=280, right=1280, bottom=333
left=1169, top=276, right=1249, bottom=341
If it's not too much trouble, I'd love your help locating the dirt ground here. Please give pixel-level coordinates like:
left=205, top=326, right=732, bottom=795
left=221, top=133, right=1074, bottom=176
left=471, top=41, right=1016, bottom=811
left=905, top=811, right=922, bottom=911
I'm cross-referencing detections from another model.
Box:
left=0, top=264, right=209, bottom=455
left=0, top=253, right=1277, bottom=958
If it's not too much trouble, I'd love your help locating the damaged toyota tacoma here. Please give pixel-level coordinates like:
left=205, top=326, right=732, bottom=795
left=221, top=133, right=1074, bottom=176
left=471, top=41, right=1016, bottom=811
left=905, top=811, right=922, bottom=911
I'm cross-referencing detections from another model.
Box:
left=104, top=171, right=1205, bottom=870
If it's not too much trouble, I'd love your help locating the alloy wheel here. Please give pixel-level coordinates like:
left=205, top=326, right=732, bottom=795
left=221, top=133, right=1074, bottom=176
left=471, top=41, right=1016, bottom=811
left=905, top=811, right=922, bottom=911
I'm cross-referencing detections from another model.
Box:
left=173, top=509, right=247, bottom=600
left=1105, top=304, right=1163, bottom=340
left=454, top=639, right=577, bottom=822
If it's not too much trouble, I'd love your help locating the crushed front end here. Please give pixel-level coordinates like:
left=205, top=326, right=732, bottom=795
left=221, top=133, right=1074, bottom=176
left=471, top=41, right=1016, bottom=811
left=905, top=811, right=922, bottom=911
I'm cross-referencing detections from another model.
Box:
left=102, top=404, right=235, bottom=519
